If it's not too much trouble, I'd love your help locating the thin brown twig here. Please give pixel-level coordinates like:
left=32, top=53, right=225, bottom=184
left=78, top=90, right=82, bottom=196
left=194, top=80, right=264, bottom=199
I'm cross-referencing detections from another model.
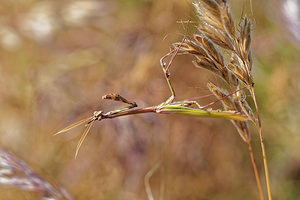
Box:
left=250, top=87, right=272, bottom=200
left=242, top=122, right=264, bottom=200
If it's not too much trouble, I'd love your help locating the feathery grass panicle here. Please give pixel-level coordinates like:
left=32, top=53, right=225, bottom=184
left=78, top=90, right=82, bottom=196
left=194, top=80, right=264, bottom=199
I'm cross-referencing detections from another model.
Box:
left=176, top=0, right=255, bottom=139
left=172, top=1, right=272, bottom=199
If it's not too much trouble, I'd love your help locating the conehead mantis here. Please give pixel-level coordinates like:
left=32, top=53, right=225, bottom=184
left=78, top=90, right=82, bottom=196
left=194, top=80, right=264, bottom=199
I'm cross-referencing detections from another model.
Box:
left=55, top=21, right=250, bottom=158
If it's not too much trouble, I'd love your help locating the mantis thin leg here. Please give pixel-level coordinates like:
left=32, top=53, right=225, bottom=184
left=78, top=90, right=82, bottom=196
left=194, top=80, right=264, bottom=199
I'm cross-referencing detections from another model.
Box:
left=173, top=100, right=203, bottom=109
left=160, top=21, right=190, bottom=105
left=160, top=49, right=177, bottom=105
left=202, top=84, right=251, bottom=109
left=75, top=120, right=94, bottom=159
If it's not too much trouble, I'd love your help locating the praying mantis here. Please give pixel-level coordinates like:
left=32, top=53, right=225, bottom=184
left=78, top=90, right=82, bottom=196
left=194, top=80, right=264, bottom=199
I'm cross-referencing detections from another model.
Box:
left=55, top=92, right=248, bottom=158
left=55, top=24, right=250, bottom=159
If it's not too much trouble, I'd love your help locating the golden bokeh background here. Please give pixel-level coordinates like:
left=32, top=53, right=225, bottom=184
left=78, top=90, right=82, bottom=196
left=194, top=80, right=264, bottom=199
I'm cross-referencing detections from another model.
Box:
left=0, top=0, right=299, bottom=199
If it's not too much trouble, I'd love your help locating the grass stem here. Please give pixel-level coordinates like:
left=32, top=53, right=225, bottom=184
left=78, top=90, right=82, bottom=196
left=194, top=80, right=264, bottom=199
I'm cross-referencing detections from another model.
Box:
left=242, top=123, right=264, bottom=200
left=250, top=87, right=272, bottom=200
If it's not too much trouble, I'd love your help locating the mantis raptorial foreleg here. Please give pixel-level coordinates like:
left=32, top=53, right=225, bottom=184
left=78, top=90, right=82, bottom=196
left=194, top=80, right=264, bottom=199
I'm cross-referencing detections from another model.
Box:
left=101, top=93, right=138, bottom=117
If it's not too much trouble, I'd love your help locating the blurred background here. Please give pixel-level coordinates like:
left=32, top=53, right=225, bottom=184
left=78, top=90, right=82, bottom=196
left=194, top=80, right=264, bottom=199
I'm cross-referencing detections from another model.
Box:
left=0, top=0, right=299, bottom=199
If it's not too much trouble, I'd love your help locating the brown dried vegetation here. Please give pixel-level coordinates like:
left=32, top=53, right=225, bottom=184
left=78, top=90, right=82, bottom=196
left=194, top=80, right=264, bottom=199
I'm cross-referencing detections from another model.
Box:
left=172, top=1, right=271, bottom=199
left=173, top=0, right=255, bottom=142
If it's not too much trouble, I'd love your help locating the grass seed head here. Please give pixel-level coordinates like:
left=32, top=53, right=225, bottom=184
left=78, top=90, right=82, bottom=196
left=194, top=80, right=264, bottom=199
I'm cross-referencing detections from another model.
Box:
left=173, top=0, right=256, bottom=140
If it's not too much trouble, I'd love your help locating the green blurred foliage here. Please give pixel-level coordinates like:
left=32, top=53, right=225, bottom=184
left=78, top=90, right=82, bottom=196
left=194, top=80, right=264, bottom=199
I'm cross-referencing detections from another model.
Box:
left=0, top=0, right=299, bottom=199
